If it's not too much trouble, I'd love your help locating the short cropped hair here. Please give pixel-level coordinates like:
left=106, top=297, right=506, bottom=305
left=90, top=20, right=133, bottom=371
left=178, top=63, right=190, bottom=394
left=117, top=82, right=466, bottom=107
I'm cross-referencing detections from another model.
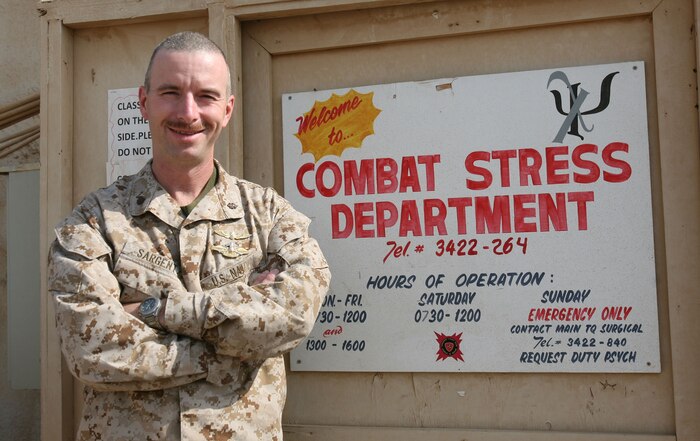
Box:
left=144, top=31, right=231, bottom=94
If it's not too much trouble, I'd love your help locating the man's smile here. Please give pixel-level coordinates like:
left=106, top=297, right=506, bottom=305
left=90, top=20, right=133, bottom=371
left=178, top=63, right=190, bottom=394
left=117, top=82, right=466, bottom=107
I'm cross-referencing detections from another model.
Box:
left=167, top=123, right=205, bottom=136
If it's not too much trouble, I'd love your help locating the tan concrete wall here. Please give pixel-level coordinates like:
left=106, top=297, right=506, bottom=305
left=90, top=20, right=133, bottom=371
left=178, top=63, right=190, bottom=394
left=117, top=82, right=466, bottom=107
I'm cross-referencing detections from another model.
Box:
left=0, top=0, right=42, bottom=440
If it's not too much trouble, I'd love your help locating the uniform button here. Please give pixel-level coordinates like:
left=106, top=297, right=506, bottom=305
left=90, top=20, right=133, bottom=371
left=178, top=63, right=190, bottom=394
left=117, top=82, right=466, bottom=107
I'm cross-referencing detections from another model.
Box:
left=227, top=203, right=237, bottom=209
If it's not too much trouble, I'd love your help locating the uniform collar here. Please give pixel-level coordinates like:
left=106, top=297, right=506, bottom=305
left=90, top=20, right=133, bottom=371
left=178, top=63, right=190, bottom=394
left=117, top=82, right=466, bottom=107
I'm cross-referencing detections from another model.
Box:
left=128, top=160, right=244, bottom=228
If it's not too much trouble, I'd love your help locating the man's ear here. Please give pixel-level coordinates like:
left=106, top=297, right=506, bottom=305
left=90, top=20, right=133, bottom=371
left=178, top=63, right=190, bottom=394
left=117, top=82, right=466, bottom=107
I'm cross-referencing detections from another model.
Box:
left=223, top=95, right=235, bottom=127
left=138, top=86, right=149, bottom=120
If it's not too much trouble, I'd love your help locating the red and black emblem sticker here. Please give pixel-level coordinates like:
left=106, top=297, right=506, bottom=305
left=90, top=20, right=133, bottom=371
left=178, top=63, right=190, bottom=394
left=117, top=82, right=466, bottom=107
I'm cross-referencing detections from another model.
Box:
left=434, top=332, right=464, bottom=362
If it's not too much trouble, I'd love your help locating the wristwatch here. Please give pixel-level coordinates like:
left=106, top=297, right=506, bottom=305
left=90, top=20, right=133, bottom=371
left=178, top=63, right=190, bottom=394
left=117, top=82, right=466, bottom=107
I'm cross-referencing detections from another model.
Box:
left=138, top=297, right=162, bottom=329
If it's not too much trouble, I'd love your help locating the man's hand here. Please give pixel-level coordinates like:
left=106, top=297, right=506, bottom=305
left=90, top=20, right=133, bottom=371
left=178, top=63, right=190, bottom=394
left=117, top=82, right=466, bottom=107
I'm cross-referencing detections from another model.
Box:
left=122, top=269, right=278, bottom=327
left=251, top=269, right=279, bottom=285
left=123, top=299, right=167, bottom=329
left=123, top=301, right=141, bottom=317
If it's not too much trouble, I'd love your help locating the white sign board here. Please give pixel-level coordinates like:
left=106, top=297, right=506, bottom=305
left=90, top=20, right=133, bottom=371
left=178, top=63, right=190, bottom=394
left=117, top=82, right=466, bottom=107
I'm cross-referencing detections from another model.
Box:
left=107, top=88, right=152, bottom=184
left=283, top=62, right=659, bottom=372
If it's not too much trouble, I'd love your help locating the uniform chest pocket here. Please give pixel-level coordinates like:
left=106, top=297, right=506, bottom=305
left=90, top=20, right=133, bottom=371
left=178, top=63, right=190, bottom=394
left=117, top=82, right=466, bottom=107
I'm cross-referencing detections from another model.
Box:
left=201, top=225, right=263, bottom=290
left=113, top=242, right=183, bottom=302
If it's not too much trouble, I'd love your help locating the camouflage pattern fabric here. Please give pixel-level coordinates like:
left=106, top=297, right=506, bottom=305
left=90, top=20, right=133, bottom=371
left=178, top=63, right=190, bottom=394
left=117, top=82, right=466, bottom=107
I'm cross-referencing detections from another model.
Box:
left=48, top=161, right=330, bottom=440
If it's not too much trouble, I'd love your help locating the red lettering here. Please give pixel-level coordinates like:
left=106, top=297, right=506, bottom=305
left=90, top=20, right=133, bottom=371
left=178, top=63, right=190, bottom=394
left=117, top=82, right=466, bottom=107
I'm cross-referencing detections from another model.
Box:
left=399, top=200, right=422, bottom=237
left=491, top=149, right=517, bottom=187
left=354, top=202, right=375, bottom=238
left=461, top=143, right=630, bottom=190
left=448, top=197, right=473, bottom=235
left=344, top=159, right=375, bottom=195
left=309, top=113, right=319, bottom=131
left=513, top=194, right=537, bottom=232
left=323, top=326, right=343, bottom=337
left=418, top=154, right=440, bottom=191
left=317, top=106, right=328, bottom=128
left=296, top=162, right=315, bottom=198
left=546, top=146, right=569, bottom=185
left=399, top=156, right=421, bottom=193
left=316, top=161, right=342, bottom=197
left=296, top=97, right=363, bottom=135
left=376, top=158, right=399, bottom=193
left=568, top=191, right=594, bottom=230
left=572, top=144, right=600, bottom=184
left=465, top=151, right=492, bottom=190
left=331, top=204, right=353, bottom=238
left=602, top=142, right=632, bottom=183
left=474, top=195, right=511, bottom=234
left=423, top=199, right=448, bottom=236
left=295, top=107, right=314, bottom=134
left=303, top=155, right=442, bottom=197
left=538, top=192, right=567, bottom=232
left=375, top=201, right=398, bottom=237
left=327, top=190, right=597, bottom=238
left=518, top=149, right=543, bottom=186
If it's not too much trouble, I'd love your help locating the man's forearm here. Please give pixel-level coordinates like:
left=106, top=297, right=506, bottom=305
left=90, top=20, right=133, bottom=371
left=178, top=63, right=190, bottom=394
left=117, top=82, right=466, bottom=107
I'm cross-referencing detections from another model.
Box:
left=160, top=262, right=329, bottom=360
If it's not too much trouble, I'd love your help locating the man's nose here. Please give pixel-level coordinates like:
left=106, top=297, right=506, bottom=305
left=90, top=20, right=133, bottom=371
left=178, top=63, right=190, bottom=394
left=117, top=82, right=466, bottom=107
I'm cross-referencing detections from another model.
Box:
left=176, top=93, right=199, bottom=122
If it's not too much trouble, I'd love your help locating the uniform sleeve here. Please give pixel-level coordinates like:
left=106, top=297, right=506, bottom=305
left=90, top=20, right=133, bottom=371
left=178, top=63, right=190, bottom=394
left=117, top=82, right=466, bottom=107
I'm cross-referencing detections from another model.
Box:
left=48, top=213, right=212, bottom=392
left=162, top=203, right=331, bottom=361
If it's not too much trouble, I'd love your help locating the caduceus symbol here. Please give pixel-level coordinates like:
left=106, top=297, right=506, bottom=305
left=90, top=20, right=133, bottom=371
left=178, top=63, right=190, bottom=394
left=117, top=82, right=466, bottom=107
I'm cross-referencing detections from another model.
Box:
left=548, top=70, right=619, bottom=143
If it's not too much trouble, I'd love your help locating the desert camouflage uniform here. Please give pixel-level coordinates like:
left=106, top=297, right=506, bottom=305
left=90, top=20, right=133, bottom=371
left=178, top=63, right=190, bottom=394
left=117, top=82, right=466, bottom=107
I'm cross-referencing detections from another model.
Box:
left=48, top=161, right=330, bottom=441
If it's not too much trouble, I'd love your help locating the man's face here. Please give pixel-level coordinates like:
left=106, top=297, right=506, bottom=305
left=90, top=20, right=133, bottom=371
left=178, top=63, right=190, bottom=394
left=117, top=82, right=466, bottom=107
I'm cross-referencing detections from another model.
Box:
left=139, top=50, right=234, bottom=168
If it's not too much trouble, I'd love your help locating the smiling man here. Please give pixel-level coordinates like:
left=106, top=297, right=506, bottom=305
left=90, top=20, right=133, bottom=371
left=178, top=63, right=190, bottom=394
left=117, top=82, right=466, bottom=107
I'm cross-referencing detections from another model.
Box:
left=48, top=32, right=330, bottom=441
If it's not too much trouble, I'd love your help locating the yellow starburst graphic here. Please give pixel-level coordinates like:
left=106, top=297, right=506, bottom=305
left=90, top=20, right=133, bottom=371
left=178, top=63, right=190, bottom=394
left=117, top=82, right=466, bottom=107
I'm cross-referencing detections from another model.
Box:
left=294, top=89, right=381, bottom=162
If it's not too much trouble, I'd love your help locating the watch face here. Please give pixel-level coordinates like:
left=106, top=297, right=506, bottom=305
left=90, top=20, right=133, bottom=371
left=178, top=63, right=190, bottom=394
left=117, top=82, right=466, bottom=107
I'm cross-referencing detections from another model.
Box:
left=140, top=297, right=159, bottom=316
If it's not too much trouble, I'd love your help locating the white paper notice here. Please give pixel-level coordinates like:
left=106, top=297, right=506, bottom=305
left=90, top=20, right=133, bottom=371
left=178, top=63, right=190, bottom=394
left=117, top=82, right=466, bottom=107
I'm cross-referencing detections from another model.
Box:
left=107, top=88, right=152, bottom=184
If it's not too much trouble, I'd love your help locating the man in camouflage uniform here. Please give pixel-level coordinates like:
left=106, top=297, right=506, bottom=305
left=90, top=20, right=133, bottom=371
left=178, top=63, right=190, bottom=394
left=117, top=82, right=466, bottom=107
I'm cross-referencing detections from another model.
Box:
left=48, top=31, right=330, bottom=440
